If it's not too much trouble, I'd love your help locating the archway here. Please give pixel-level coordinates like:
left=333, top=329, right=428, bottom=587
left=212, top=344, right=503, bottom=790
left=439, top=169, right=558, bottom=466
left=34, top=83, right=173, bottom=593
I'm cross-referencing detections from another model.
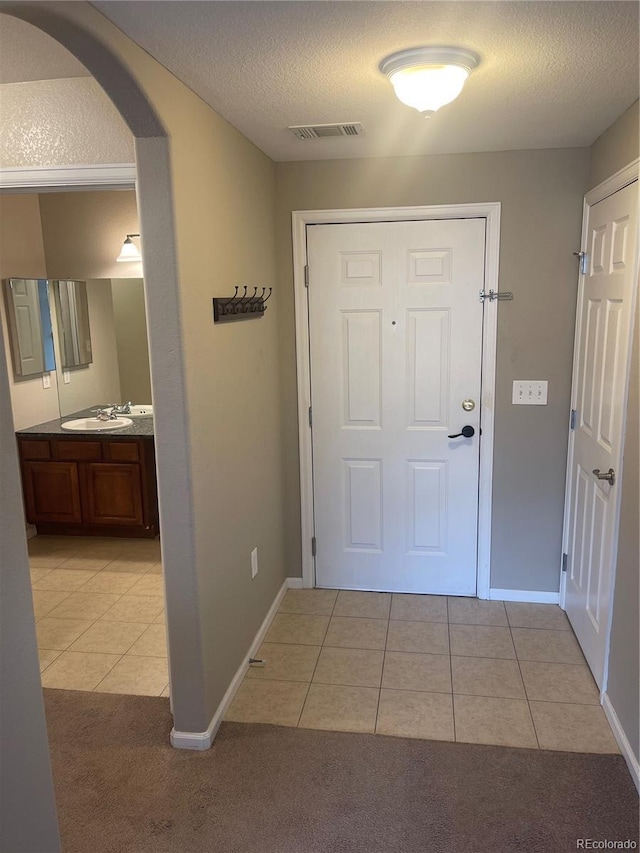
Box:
left=0, top=6, right=201, bottom=851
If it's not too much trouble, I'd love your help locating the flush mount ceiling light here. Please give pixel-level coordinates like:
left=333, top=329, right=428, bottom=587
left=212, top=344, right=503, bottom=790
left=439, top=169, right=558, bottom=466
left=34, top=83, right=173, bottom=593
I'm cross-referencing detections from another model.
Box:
left=380, top=47, right=479, bottom=117
left=116, top=233, right=141, bottom=263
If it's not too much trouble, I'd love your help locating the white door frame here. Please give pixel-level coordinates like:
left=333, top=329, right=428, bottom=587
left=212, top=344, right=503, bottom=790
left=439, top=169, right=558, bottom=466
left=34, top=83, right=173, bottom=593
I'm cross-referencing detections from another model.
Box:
left=293, top=203, right=502, bottom=596
left=560, top=158, right=639, bottom=697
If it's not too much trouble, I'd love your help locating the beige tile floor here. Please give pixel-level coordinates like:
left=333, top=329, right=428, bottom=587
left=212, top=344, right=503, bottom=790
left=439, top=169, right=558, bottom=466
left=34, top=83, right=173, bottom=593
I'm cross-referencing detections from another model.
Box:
left=28, top=535, right=169, bottom=697
left=226, top=589, right=620, bottom=754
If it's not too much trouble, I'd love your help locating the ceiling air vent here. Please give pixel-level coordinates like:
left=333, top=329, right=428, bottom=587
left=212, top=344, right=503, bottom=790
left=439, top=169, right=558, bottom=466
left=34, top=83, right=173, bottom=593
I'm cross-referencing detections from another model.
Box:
left=288, top=122, right=364, bottom=140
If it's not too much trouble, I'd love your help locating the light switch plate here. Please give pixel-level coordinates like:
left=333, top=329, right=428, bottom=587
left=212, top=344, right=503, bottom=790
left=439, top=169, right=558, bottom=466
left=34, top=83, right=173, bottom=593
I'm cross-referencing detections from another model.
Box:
left=42, top=373, right=51, bottom=389
left=512, top=380, right=548, bottom=405
left=63, top=371, right=71, bottom=384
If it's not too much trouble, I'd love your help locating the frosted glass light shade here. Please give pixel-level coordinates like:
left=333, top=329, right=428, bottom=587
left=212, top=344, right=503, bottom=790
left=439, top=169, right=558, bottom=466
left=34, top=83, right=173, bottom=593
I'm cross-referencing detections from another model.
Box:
left=116, top=236, right=142, bottom=263
left=380, top=47, right=479, bottom=116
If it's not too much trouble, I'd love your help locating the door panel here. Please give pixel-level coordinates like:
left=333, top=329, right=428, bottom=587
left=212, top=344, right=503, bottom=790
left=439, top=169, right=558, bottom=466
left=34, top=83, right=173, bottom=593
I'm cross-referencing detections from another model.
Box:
left=565, top=179, right=638, bottom=686
left=22, top=461, right=82, bottom=523
left=83, top=463, right=144, bottom=526
left=308, top=218, right=485, bottom=594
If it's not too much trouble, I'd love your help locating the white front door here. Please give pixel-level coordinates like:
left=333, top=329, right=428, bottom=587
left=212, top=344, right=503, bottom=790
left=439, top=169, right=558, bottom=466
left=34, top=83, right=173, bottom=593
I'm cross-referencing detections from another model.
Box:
left=564, top=179, right=638, bottom=686
left=307, top=218, right=485, bottom=595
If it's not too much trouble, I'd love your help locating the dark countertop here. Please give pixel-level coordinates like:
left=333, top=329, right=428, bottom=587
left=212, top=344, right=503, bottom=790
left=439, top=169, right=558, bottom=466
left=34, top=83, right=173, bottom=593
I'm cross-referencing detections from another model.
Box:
left=16, top=407, right=155, bottom=439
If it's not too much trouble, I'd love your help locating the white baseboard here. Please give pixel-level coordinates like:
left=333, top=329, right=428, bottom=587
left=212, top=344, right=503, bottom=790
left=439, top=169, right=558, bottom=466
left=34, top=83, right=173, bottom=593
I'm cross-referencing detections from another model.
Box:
left=170, top=576, right=297, bottom=751
left=489, top=588, right=560, bottom=604
left=602, top=691, right=640, bottom=793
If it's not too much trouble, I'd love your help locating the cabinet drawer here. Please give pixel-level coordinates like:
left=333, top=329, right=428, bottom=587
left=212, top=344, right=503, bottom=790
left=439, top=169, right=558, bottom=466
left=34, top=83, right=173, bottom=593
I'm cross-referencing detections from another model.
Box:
left=51, top=440, right=103, bottom=462
left=19, top=440, right=51, bottom=460
left=104, top=441, right=140, bottom=463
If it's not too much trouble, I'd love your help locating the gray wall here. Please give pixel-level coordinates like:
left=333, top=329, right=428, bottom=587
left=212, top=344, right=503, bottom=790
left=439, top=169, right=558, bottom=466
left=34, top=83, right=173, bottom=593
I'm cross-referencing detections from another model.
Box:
left=0, top=323, right=60, bottom=850
left=589, top=102, right=639, bottom=765
left=0, top=194, right=61, bottom=429
left=276, top=148, right=590, bottom=592
left=589, top=100, right=639, bottom=187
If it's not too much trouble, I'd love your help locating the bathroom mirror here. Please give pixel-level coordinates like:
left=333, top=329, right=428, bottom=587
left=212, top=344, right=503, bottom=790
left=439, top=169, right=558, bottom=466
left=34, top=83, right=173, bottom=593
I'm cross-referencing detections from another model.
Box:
left=52, top=279, right=93, bottom=368
left=2, top=278, right=56, bottom=377
left=55, top=278, right=152, bottom=417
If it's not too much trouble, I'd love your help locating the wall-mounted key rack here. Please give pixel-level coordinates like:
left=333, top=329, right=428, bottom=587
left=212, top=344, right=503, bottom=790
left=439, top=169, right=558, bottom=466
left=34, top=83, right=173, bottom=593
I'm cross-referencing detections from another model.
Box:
left=213, top=287, right=272, bottom=323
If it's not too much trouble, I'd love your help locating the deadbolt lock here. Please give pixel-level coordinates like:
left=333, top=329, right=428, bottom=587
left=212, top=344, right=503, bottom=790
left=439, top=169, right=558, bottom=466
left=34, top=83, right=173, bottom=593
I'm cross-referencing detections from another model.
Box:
left=462, top=399, right=475, bottom=412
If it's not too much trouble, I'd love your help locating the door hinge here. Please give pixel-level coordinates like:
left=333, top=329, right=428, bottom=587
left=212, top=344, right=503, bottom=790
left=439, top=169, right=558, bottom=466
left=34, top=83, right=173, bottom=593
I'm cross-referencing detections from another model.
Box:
left=308, top=406, right=312, bottom=427
left=570, top=409, right=577, bottom=430
left=479, top=289, right=513, bottom=303
left=574, top=251, right=588, bottom=275
left=562, top=552, right=568, bottom=573
left=311, top=536, right=317, bottom=557
left=304, top=264, right=309, bottom=287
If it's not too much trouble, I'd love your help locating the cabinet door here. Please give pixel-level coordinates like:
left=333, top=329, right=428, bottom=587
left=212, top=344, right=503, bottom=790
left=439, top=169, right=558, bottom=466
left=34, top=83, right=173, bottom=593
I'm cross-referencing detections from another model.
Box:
left=23, top=461, right=82, bottom=523
left=83, top=463, right=144, bottom=526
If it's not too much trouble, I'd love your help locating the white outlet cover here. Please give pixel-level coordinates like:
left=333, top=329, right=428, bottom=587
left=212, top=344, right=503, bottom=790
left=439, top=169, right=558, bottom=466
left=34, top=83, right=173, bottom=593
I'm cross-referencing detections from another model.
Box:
left=251, top=547, right=258, bottom=578
left=42, top=373, right=51, bottom=389
left=63, top=371, right=71, bottom=384
left=512, top=380, right=548, bottom=405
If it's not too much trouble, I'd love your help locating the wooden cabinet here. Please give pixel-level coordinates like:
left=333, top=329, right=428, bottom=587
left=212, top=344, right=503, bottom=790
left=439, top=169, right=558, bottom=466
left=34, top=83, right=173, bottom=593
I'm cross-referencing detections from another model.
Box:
left=17, top=436, right=158, bottom=539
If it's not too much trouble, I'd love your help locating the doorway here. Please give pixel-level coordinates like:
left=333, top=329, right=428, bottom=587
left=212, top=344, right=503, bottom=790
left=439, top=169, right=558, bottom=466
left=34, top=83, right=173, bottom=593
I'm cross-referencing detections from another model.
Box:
left=293, top=204, right=501, bottom=596
left=562, top=162, right=639, bottom=688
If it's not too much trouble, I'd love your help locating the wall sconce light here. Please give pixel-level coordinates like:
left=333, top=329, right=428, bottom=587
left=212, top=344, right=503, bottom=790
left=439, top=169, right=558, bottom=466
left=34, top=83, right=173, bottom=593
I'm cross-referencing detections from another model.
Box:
left=380, top=47, right=479, bottom=117
left=116, top=233, right=142, bottom=263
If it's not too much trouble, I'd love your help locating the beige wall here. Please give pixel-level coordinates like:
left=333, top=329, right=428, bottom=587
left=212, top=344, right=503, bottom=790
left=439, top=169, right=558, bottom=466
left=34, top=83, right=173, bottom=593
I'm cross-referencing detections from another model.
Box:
left=54, top=279, right=122, bottom=416
left=589, top=105, right=639, bottom=766
left=0, top=77, right=133, bottom=167
left=0, top=194, right=60, bottom=429
left=589, top=100, right=639, bottom=188
left=110, top=278, right=152, bottom=404
left=39, top=190, right=142, bottom=280
left=276, top=148, right=590, bottom=591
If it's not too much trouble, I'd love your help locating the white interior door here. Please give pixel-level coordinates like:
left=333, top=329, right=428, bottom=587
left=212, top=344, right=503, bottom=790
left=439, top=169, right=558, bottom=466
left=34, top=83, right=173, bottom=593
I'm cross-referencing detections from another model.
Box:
left=308, top=218, right=485, bottom=594
left=564, top=179, right=638, bottom=686
left=6, top=278, right=45, bottom=376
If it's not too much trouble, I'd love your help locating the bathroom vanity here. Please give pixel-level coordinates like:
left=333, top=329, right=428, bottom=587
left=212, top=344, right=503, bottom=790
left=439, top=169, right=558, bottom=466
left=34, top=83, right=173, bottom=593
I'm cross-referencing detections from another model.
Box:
left=16, top=411, right=158, bottom=538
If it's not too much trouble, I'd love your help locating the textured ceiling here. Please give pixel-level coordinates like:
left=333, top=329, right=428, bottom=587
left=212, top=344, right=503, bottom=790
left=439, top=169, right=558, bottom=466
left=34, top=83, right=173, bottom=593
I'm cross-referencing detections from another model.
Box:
left=2, top=2, right=638, bottom=161
left=0, top=14, right=90, bottom=83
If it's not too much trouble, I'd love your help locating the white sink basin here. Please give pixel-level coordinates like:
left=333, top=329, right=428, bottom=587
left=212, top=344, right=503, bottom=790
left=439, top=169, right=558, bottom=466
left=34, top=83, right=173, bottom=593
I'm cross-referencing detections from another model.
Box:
left=104, top=404, right=153, bottom=418
left=127, top=405, right=153, bottom=417
left=61, top=417, right=133, bottom=432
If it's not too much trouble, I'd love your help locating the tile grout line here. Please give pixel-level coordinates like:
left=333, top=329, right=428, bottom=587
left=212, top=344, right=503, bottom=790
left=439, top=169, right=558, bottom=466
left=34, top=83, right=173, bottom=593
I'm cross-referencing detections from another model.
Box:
left=372, top=597, right=393, bottom=735
left=92, top=651, right=128, bottom=692
left=294, top=589, right=339, bottom=727
left=446, top=597, right=457, bottom=743
left=507, top=614, right=540, bottom=749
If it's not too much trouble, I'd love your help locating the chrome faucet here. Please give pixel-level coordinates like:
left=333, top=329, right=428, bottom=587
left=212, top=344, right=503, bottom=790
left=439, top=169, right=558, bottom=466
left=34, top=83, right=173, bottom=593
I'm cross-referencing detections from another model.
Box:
left=95, top=408, right=118, bottom=421
left=111, top=401, right=132, bottom=414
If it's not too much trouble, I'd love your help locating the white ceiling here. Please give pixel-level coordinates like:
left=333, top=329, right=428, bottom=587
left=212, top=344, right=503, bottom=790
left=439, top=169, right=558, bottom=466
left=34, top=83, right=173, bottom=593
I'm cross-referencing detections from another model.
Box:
left=2, top=2, right=638, bottom=162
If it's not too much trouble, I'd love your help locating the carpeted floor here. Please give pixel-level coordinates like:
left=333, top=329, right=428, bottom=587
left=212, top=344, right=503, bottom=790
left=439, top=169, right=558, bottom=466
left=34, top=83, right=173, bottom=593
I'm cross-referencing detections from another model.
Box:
left=44, top=689, right=638, bottom=853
